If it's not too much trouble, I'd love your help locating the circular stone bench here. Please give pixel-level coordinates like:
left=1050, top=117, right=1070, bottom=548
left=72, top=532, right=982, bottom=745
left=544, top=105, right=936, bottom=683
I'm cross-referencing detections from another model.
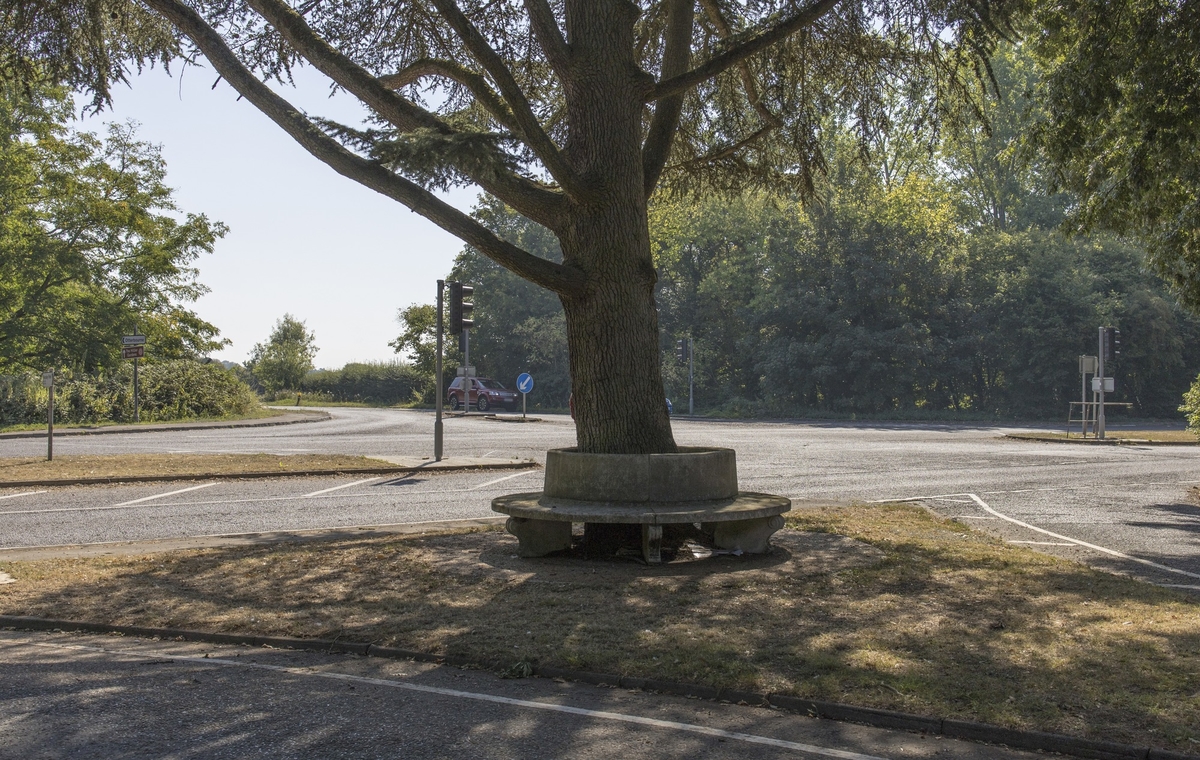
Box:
left=492, top=447, right=790, bottom=564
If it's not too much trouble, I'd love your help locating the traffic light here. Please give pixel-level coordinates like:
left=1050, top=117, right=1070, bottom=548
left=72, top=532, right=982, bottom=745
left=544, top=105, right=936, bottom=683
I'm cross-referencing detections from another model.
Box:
left=1104, top=326, right=1121, bottom=361
left=449, top=282, right=474, bottom=333
left=675, top=339, right=687, bottom=361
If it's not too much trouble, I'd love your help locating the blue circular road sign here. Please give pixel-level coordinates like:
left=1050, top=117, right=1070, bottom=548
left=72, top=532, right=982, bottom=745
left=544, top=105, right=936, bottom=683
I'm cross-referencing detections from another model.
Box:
left=516, top=373, right=534, bottom=394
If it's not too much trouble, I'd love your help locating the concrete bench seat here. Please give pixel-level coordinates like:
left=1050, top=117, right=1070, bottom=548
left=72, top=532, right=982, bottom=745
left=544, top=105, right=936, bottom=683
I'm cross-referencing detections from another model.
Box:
left=492, top=447, right=790, bottom=564
left=492, top=491, right=790, bottom=563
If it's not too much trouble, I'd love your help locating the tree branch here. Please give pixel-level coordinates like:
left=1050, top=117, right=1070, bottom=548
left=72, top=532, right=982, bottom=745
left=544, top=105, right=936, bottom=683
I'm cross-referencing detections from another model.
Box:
left=429, top=0, right=590, bottom=202
left=142, top=0, right=586, bottom=297
left=378, top=59, right=520, bottom=134
left=523, top=0, right=571, bottom=79
left=244, top=0, right=564, bottom=230
left=698, top=0, right=784, bottom=128
left=650, top=0, right=844, bottom=103
left=642, top=0, right=696, bottom=197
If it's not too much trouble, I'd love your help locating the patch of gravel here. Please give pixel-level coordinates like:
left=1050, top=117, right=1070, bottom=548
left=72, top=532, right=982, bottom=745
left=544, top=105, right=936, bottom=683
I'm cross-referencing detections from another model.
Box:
left=410, top=528, right=884, bottom=585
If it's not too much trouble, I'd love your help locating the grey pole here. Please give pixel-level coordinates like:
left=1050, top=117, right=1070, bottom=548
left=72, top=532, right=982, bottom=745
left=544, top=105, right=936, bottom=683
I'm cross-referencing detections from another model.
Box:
left=462, top=330, right=470, bottom=415
left=1097, top=327, right=1106, bottom=440
left=688, top=337, right=694, bottom=416
left=1084, top=357, right=1094, bottom=439
left=435, top=280, right=444, bottom=461
left=47, top=380, right=54, bottom=462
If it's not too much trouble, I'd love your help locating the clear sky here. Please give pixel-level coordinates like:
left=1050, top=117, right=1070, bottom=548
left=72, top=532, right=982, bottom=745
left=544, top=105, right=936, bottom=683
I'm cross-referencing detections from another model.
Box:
left=83, top=63, right=477, bottom=370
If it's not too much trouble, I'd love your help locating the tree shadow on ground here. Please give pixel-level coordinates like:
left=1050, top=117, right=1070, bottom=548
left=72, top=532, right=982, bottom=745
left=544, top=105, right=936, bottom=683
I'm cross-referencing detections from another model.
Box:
left=1, top=505, right=1198, bottom=751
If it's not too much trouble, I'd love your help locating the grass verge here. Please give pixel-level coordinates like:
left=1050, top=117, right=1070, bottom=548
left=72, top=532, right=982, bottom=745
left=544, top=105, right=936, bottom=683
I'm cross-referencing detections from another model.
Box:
left=1, top=503, right=1197, bottom=751
left=0, top=453, right=402, bottom=483
left=1006, top=430, right=1198, bottom=444
left=0, top=406, right=286, bottom=434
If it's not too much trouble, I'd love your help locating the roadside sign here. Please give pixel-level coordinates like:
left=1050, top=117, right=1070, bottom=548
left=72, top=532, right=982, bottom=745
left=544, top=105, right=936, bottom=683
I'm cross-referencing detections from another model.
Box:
left=516, top=373, right=534, bottom=394
left=457, top=365, right=476, bottom=377
left=41, top=372, right=54, bottom=388
left=122, top=345, right=145, bottom=360
left=1091, top=376, right=1114, bottom=393
left=122, top=334, right=146, bottom=346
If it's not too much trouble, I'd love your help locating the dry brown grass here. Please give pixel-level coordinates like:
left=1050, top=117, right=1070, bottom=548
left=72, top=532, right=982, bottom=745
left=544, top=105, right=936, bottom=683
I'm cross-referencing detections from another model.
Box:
left=1007, top=430, right=1199, bottom=443
left=0, top=454, right=401, bottom=483
left=2, top=503, right=1197, bottom=751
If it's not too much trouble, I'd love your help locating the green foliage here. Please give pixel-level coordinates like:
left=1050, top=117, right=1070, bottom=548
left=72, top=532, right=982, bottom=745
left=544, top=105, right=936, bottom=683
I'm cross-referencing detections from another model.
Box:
left=246, top=314, right=317, bottom=394
left=447, top=198, right=570, bottom=408
left=0, top=0, right=179, bottom=112
left=300, top=362, right=424, bottom=406
left=1181, top=374, right=1200, bottom=435
left=1031, top=0, right=1200, bottom=310
left=0, top=81, right=227, bottom=373
left=390, top=303, right=438, bottom=376
left=0, top=360, right=258, bottom=427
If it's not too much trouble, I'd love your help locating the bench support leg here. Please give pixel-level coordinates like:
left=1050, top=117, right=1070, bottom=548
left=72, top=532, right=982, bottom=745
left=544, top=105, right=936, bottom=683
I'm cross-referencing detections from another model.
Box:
left=703, top=515, right=785, bottom=554
left=642, top=524, right=663, bottom=565
left=506, top=517, right=572, bottom=557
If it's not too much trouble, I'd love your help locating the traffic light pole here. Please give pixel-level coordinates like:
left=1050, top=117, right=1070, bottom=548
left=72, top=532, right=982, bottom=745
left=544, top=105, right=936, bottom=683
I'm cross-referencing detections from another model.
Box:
left=462, top=329, right=470, bottom=416
left=1097, top=326, right=1106, bottom=440
left=688, top=337, right=694, bottom=416
left=435, top=280, right=444, bottom=461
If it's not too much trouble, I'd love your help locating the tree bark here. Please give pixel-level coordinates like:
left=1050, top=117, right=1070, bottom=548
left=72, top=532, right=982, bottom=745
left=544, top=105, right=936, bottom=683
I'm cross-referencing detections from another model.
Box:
left=559, top=0, right=677, bottom=454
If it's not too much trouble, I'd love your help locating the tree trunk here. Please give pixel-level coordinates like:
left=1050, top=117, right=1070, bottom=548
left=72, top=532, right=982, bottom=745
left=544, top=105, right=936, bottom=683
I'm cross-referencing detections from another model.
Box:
left=558, top=0, right=677, bottom=455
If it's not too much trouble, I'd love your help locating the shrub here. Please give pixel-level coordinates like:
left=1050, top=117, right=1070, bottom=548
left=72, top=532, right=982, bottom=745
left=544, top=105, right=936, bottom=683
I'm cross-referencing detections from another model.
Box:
left=299, top=361, right=425, bottom=405
left=0, top=361, right=259, bottom=427
left=1181, top=373, right=1200, bottom=435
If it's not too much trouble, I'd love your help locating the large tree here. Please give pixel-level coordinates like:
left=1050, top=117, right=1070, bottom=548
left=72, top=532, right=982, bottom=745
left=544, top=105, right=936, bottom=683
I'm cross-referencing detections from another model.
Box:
left=3, top=0, right=1021, bottom=452
left=0, top=80, right=226, bottom=372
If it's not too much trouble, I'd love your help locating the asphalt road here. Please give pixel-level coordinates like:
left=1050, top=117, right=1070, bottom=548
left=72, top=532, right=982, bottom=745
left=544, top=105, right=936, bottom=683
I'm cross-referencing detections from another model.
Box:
left=1, top=408, right=1198, bottom=590
left=0, top=628, right=1047, bottom=760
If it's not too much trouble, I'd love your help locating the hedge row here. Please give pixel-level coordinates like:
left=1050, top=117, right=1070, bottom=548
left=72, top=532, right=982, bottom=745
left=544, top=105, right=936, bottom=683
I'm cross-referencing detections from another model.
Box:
left=298, top=362, right=427, bottom=406
left=0, top=361, right=260, bottom=426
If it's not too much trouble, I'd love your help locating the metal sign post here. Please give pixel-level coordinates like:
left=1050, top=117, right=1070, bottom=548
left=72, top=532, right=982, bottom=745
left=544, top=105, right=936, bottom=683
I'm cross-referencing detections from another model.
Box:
left=42, top=371, right=54, bottom=461
left=123, top=333, right=146, bottom=422
left=1097, top=327, right=1106, bottom=440
left=517, top=373, right=534, bottom=420
left=435, top=280, right=444, bottom=461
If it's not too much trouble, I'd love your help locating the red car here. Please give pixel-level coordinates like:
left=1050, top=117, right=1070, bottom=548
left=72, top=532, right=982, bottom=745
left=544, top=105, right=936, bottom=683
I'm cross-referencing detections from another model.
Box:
left=446, top=377, right=520, bottom=412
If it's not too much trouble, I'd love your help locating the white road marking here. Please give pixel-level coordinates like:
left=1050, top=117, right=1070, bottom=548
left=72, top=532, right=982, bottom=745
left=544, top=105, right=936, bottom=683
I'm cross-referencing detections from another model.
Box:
left=472, top=470, right=538, bottom=490
left=964, top=492, right=1200, bottom=580
left=20, top=640, right=889, bottom=760
left=948, top=516, right=997, bottom=520
left=1161, top=584, right=1200, bottom=591
left=1008, top=541, right=1076, bottom=546
left=875, top=492, right=1200, bottom=582
left=111, top=483, right=217, bottom=507
left=300, top=478, right=381, bottom=498
left=0, top=491, right=46, bottom=501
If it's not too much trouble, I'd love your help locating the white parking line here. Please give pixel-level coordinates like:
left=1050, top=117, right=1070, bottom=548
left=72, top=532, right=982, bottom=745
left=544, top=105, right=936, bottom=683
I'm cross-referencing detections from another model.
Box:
left=22, top=640, right=889, bottom=760
left=882, top=491, right=1200, bottom=582
left=300, top=477, right=381, bottom=498
left=962, top=492, right=1200, bottom=581
left=113, top=483, right=217, bottom=507
left=471, top=470, right=538, bottom=490
left=0, top=490, right=46, bottom=501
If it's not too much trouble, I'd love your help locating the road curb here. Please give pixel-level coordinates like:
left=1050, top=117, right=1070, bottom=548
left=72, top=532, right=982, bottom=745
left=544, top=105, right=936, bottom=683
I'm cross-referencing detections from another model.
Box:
left=0, top=411, right=332, bottom=440
left=1002, top=434, right=1198, bottom=446
left=0, top=460, right=537, bottom=489
left=0, top=615, right=1193, bottom=760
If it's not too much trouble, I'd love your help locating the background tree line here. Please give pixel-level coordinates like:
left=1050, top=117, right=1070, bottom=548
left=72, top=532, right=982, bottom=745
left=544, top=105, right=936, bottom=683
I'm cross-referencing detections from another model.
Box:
left=402, top=45, right=1200, bottom=419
